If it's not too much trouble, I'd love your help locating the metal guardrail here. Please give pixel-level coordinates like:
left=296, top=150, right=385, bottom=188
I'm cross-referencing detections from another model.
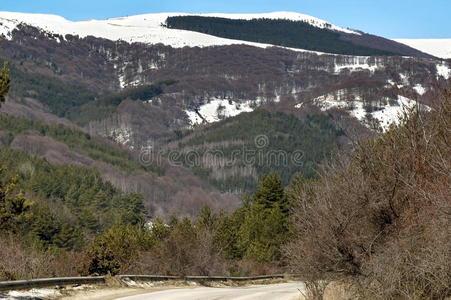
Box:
left=116, top=275, right=181, bottom=281
left=184, top=274, right=286, bottom=281
left=0, top=276, right=105, bottom=291
left=0, top=274, right=289, bottom=291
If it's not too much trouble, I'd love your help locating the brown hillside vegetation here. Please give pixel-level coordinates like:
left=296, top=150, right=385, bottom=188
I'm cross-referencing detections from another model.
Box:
left=286, top=90, right=451, bottom=299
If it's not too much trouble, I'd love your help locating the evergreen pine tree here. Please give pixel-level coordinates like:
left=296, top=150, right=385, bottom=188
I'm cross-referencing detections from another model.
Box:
left=196, top=205, right=218, bottom=231
left=252, top=173, right=289, bottom=216
left=0, top=168, right=33, bottom=232
left=54, top=223, right=83, bottom=250
left=0, top=62, right=10, bottom=106
left=214, top=206, right=247, bottom=260
left=236, top=173, right=291, bottom=262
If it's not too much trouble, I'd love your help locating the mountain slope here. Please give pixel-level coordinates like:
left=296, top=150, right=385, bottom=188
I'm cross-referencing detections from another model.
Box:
left=0, top=113, right=240, bottom=217
left=1, top=27, right=449, bottom=150
left=0, top=11, right=354, bottom=50
left=0, top=11, right=433, bottom=57
left=393, top=38, right=451, bottom=59
left=164, top=16, right=432, bottom=57
left=166, top=110, right=344, bottom=193
left=0, top=10, right=450, bottom=202
left=0, top=146, right=147, bottom=247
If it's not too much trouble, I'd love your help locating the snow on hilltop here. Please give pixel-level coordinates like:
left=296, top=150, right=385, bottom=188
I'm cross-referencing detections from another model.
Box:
left=0, top=11, right=359, bottom=49
left=393, top=39, right=451, bottom=59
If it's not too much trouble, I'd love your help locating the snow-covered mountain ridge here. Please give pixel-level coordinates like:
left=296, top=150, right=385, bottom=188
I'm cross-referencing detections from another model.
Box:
left=393, top=39, right=451, bottom=59
left=0, top=11, right=358, bottom=50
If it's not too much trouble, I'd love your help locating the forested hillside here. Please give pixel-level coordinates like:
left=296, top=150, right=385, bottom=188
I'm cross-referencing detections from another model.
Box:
left=168, top=110, right=343, bottom=192
left=0, top=148, right=146, bottom=247
left=0, top=114, right=160, bottom=174
left=1, top=25, right=447, bottom=153
left=7, top=61, right=177, bottom=122
left=8, top=63, right=96, bottom=118
left=0, top=63, right=320, bottom=279
left=67, top=80, right=177, bottom=125
left=165, top=16, right=396, bottom=56
left=1, top=63, right=143, bottom=278
left=0, top=112, right=242, bottom=217
left=3, top=94, right=447, bottom=290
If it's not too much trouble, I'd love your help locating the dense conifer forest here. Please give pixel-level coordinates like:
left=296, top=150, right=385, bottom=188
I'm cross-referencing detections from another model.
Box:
left=68, top=80, right=177, bottom=125
left=165, top=16, right=396, bottom=56
left=171, top=110, right=344, bottom=192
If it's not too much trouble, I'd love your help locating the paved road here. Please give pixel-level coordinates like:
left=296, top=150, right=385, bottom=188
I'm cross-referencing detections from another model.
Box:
left=116, top=282, right=304, bottom=300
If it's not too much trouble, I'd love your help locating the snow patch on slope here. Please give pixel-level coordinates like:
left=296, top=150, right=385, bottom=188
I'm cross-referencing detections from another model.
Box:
left=0, top=11, right=358, bottom=50
left=7, top=288, right=61, bottom=299
left=302, top=89, right=429, bottom=131
left=387, top=79, right=404, bottom=89
left=436, top=63, right=451, bottom=79
left=0, top=15, right=17, bottom=40
left=185, top=98, right=260, bottom=125
left=393, top=38, right=451, bottom=59
left=109, top=126, right=133, bottom=148
left=413, top=84, right=426, bottom=95
left=334, top=57, right=383, bottom=73
left=369, top=96, right=426, bottom=130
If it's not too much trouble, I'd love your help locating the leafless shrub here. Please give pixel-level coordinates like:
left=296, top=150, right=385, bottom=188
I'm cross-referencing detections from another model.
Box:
left=302, top=280, right=328, bottom=300
left=133, top=225, right=229, bottom=276
left=0, top=235, right=80, bottom=280
left=286, top=90, right=451, bottom=299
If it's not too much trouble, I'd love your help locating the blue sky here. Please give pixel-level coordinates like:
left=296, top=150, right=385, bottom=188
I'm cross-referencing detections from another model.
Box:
left=1, top=0, right=450, bottom=38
